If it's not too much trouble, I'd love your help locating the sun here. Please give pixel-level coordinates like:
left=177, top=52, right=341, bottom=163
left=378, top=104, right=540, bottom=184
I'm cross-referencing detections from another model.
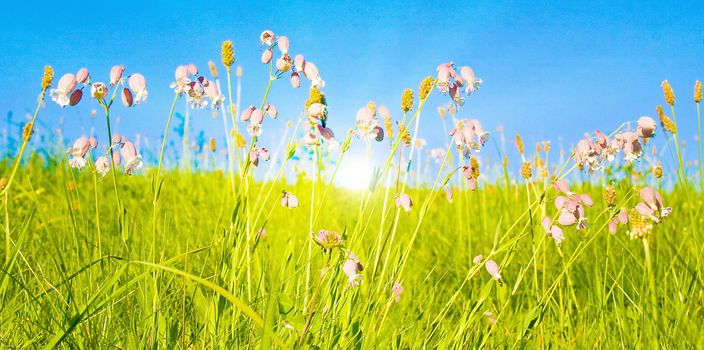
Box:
left=335, top=157, right=373, bottom=190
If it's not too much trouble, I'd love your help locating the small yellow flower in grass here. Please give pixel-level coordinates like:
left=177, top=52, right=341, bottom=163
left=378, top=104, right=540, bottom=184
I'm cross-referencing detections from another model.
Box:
left=234, top=132, right=246, bottom=148
left=661, top=80, right=675, bottom=106
left=653, top=164, right=663, bottom=179
left=221, top=40, right=235, bottom=68
left=41, top=65, right=53, bottom=90
left=22, top=122, right=34, bottom=142
left=419, top=76, right=434, bottom=100
left=310, top=229, right=344, bottom=250
left=695, top=80, right=702, bottom=103
left=401, top=89, right=414, bottom=113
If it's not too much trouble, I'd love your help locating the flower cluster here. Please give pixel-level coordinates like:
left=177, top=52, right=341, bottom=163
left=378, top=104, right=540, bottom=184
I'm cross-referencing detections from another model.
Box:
left=352, top=105, right=384, bottom=142
left=171, top=64, right=224, bottom=109
left=248, top=146, right=270, bottom=167
left=241, top=104, right=278, bottom=137
left=259, top=30, right=324, bottom=89
left=436, top=63, right=482, bottom=106
left=67, top=134, right=142, bottom=175
left=575, top=117, right=657, bottom=172
left=449, top=119, right=489, bottom=158
left=51, top=66, right=147, bottom=108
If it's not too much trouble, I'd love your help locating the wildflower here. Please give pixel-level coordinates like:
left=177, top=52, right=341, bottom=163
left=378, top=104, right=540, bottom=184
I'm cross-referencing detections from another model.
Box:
left=695, top=80, right=702, bottom=103
left=265, top=104, right=278, bottom=119
left=459, top=66, right=482, bottom=95
left=398, top=123, right=411, bottom=146
left=634, top=187, right=672, bottom=223
left=307, top=103, right=326, bottom=125
left=484, top=311, right=497, bottom=324
left=294, top=54, right=305, bottom=72
left=203, top=81, right=225, bottom=110
left=661, top=80, right=675, bottom=106
left=302, top=61, right=324, bottom=88
left=221, top=40, right=235, bottom=68
left=353, top=106, right=383, bottom=141
left=121, top=88, right=133, bottom=107
left=241, top=105, right=256, bottom=122
left=235, top=132, right=246, bottom=148
left=249, top=147, right=270, bottom=166
left=41, top=65, right=54, bottom=90
left=109, top=65, right=125, bottom=86
left=91, top=82, right=108, bottom=99
left=260, top=30, right=275, bottom=46
left=627, top=209, right=654, bottom=239
left=281, top=191, right=299, bottom=208
left=95, top=156, right=110, bottom=177
left=128, top=73, right=148, bottom=104
left=461, top=156, right=481, bottom=190
left=88, top=136, right=97, bottom=148
left=656, top=105, right=677, bottom=133
left=170, top=65, right=192, bottom=95
left=604, top=185, right=617, bottom=206
left=419, top=76, right=434, bottom=100
left=342, top=252, right=364, bottom=288
left=608, top=208, right=628, bottom=234
left=554, top=179, right=593, bottom=230
left=637, top=116, right=656, bottom=139
left=261, top=49, right=273, bottom=64
left=616, top=132, right=643, bottom=162
left=276, top=55, right=292, bottom=72
left=76, top=68, right=90, bottom=85
left=317, top=125, right=335, bottom=142
left=485, top=260, right=502, bottom=283
left=392, top=281, right=403, bottom=302
left=186, top=80, right=208, bottom=109
left=653, top=164, right=663, bottom=179
left=395, top=193, right=413, bottom=212
left=541, top=217, right=564, bottom=244
left=401, top=89, right=414, bottom=112
left=50, top=73, right=77, bottom=107
left=121, top=140, right=143, bottom=174
left=22, top=122, right=34, bottom=142
left=69, top=136, right=90, bottom=169
left=473, top=255, right=484, bottom=264
left=277, top=36, right=290, bottom=54
left=208, top=61, right=218, bottom=78
left=520, top=161, right=533, bottom=180
left=311, top=229, right=344, bottom=250
left=450, top=119, right=489, bottom=158
left=290, top=72, right=301, bottom=88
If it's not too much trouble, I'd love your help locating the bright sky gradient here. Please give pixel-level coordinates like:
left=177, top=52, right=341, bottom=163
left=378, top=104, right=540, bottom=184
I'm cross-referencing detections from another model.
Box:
left=1, top=1, right=703, bottom=169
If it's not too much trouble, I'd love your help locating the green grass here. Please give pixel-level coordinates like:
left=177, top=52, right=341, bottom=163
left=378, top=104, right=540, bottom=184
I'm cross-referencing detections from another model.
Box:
left=0, top=153, right=702, bottom=349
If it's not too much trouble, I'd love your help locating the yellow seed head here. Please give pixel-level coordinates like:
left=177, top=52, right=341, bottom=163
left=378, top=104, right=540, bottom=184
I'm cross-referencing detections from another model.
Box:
left=419, top=76, right=434, bottom=100
left=236, top=66, right=243, bottom=77
left=399, top=123, right=411, bottom=146
left=208, top=61, right=218, bottom=78
left=234, top=132, right=246, bottom=148
left=661, top=80, right=675, bottom=106
left=520, top=161, right=532, bottom=180
left=604, top=185, right=617, bottom=206
left=653, top=164, right=663, bottom=179
left=470, top=156, right=480, bottom=178
left=656, top=105, right=677, bottom=133
left=544, top=141, right=551, bottom=153
left=41, top=65, right=53, bottom=90
left=515, top=134, right=525, bottom=155
left=22, top=122, right=34, bottom=142
left=438, top=107, right=446, bottom=120
left=209, top=137, right=217, bottom=152
left=221, top=40, right=235, bottom=68
left=0, top=178, right=6, bottom=192
left=306, top=87, right=327, bottom=116
left=384, top=118, right=394, bottom=140
left=502, top=156, right=508, bottom=169
left=401, top=89, right=414, bottom=113
left=695, top=80, right=702, bottom=103
left=367, top=101, right=377, bottom=116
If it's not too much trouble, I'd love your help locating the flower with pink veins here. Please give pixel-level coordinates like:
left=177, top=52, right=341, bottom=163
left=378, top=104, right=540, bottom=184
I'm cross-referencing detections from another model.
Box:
left=353, top=106, right=382, bottom=141
left=265, top=104, right=278, bottom=119
left=307, top=103, right=326, bottom=125
left=395, top=193, right=413, bottom=212
left=302, top=61, right=324, bottom=88
left=460, top=66, right=482, bottom=95
left=281, top=191, right=298, bottom=208
left=128, top=73, right=148, bottom=104
left=95, top=156, right=110, bottom=177
left=310, top=229, right=344, bottom=250
left=260, top=30, right=275, bottom=46
left=50, top=73, right=77, bottom=107
left=170, top=65, right=193, bottom=94
left=277, top=36, right=290, bottom=54
left=617, top=132, right=643, bottom=162
left=635, top=187, right=672, bottom=223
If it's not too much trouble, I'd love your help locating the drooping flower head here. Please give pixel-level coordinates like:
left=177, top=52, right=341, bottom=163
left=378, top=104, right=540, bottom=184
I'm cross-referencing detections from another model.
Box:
left=310, top=229, right=344, bottom=250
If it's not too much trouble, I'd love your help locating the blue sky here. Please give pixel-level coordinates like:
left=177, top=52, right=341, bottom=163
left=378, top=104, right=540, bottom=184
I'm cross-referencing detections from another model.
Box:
left=1, top=1, right=703, bottom=169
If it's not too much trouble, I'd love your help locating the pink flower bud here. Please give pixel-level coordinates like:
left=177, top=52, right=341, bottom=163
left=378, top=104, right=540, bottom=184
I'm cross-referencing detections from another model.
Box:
left=241, top=105, right=256, bottom=122
left=460, top=66, right=475, bottom=82
left=485, top=260, right=501, bottom=281
left=175, top=65, right=189, bottom=80
left=128, top=73, right=146, bottom=92
left=72, top=136, right=90, bottom=157
left=395, top=193, right=413, bottom=212
left=277, top=35, right=290, bottom=54
left=265, top=104, right=278, bottom=119
left=303, top=61, right=319, bottom=80
left=186, top=63, right=198, bottom=75
left=281, top=191, right=299, bottom=208
left=276, top=55, right=292, bottom=72
left=58, top=73, right=77, bottom=94
left=259, top=147, right=270, bottom=161
left=112, top=133, right=122, bottom=144
left=374, top=125, right=384, bottom=142
left=290, top=72, right=301, bottom=88
left=250, top=109, right=264, bottom=125
left=294, top=54, right=305, bottom=72
left=121, top=88, right=133, bottom=107
left=112, top=151, right=121, bottom=166
left=69, top=89, right=83, bottom=106
left=378, top=105, right=391, bottom=121
left=88, top=136, right=98, bottom=148
left=109, top=65, right=125, bottom=86
left=436, top=63, right=453, bottom=83
left=317, top=125, right=334, bottom=141
left=261, top=49, right=273, bottom=64
left=120, top=140, right=138, bottom=161
left=76, top=68, right=90, bottom=84
left=637, top=116, right=657, bottom=138
left=249, top=148, right=259, bottom=166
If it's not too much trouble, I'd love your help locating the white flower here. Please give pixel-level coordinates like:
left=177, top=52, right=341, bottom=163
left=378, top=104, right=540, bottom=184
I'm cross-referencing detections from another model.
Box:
left=69, top=156, right=86, bottom=169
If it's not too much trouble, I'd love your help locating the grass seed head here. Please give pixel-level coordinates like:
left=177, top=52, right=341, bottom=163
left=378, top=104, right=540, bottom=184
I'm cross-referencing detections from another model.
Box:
left=401, top=89, right=414, bottom=112
left=41, top=65, right=53, bottom=90
left=221, top=40, right=235, bottom=68
left=661, top=80, right=675, bottom=106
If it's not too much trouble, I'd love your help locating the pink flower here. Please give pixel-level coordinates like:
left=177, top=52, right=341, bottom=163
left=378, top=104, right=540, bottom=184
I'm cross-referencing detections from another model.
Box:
left=392, top=281, right=403, bottom=302
left=260, top=30, right=275, bottom=46
left=68, top=136, right=90, bottom=168
left=541, top=217, right=564, bottom=244
left=120, top=140, right=142, bottom=174
left=307, top=103, right=326, bottom=124
left=317, top=125, right=335, bottom=141
left=241, top=105, right=256, bottom=122
left=95, top=156, right=110, bottom=177
left=637, top=116, right=657, bottom=139
left=277, top=35, right=290, bottom=54
left=249, top=147, right=270, bottom=167
left=276, top=54, right=292, bottom=72
left=203, top=80, right=224, bottom=109
left=342, top=252, right=364, bottom=288
left=378, top=105, right=391, bottom=121
left=265, top=104, right=278, bottom=119
left=395, top=193, right=413, bottom=212
left=76, top=68, right=90, bottom=85
left=485, top=260, right=502, bottom=282
left=170, top=65, right=192, bottom=94
left=608, top=208, right=629, bottom=234
left=459, top=66, right=482, bottom=94
left=250, top=109, right=264, bottom=125
left=473, top=255, right=484, bottom=264
left=635, top=187, right=672, bottom=222
left=310, top=229, right=344, bottom=250
left=302, top=61, right=324, bottom=88
left=91, top=82, right=108, bottom=99
left=186, top=63, right=198, bottom=75
left=109, top=65, right=125, bottom=86
left=290, top=72, right=301, bottom=88
left=88, top=136, right=98, bottom=148
left=261, top=49, right=273, bottom=64
left=128, top=73, right=148, bottom=103
left=50, top=73, right=77, bottom=107
left=112, top=133, right=123, bottom=144
left=294, top=54, right=305, bottom=72
left=281, top=191, right=298, bottom=208
left=449, top=119, right=489, bottom=157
